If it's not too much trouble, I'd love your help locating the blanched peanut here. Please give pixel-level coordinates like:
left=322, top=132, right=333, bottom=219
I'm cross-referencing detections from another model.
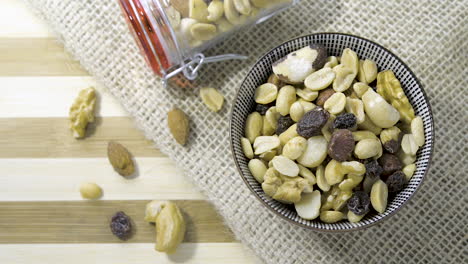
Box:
left=321, top=114, right=336, bottom=141
left=339, top=173, right=364, bottom=192
left=294, top=190, right=321, bottom=220
left=324, top=92, right=346, bottom=115
left=255, top=83, right=278, bottom=104
left=333, top=65, right=355, bottom=92
left=320, top=211, right=344, bottom=223
left=325, top=159, right=344, bottom=185
left=262, top=115, right=275, bottom=136
left=278, top=124, right=298, bottom=145
left=253, top=136, right=280, bottom=155
left=304, top=67, right=336, bottom=91
left=265, top=106, right=279, bottom=130
left=401, top=134, right=419, bottom=156
left=298, top=164, right=316, bottom=185
left=248, top=159, right=267, bottom=183
left=362, top=89, right=400, bottom=128
left=354, top=138, right=382, bottom=159
left=200, top=87, right=224, bottom=112
left=323, top=56, right=338, bottom=68
left=245, top=112, right=263, bottom=143
left=289, top=101, right=305, bottom=122
left=345, top=97, right=365, bottom=124
left=398, top=150, right=416, bottom=166
left=358, top=59, right=378, bottom=84
left=272, top=156, right=299, bottom=177
left=340, top=48, right=359, bottom=75
left=296, top=88, right=318, bottom=101
left=299, top=100, right=316, bottom=113
left=259, top=150, right=276, bottom=162
left=215, top=18, right=233, bottom=32
left=358, top=114, right=382, bottom=135
left=411, top=116, right=425, bottom=147
left=191, top=23, right=217, bottom=41
left=240, top=137, right=254, bottom=159
left=341, top=161, right=366, bottom=175
left=80, top=182, right=102, bottom=199
left=316, top=165, right=330, bottom=192
left=370, top=180, right=388, bottom=213
left=352, top=82, right=370, bottom=98
left=403, top=163, right=416, bottom=181
left=348, top=210, right=365, bottom=223
left=233, top=0, right=252, bottom=15
left=296, top=136, right=328, bottom=168
left=189, top=0, right=209, bottom=22
left=352, top=130, right=378, bottom=141
left=224, top=0, right=243, bottom=24
left=283, top=136, right=307, bottom=160
left=276, top=85, right=296, bottom=116
left=207, top=0, right=224, bottom=22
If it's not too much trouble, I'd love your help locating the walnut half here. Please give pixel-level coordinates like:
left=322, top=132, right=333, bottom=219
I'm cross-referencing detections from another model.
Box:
left=69, top=87, right=96, bottom=139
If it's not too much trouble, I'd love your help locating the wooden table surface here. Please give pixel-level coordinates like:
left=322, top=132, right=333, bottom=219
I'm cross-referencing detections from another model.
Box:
left=0, top=1, right=258, bottom=263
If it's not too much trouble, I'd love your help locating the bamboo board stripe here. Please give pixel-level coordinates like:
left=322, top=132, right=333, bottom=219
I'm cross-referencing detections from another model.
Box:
left=0, top=77, right=128, bottom=118
left=0, top=201, right=234, bottom=243
left=0, top=0, right=52, bottom=38
left=0, top=38, right=87, bottom=76
left=0, top=243, right=257, bottom=264
left=0, top=158, right=203, bottom=201
left=0, top=117, right=163, bottom=158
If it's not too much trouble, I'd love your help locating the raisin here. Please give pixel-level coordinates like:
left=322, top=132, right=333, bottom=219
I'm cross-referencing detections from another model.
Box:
left=386, top=171, right=407, bottom=193
left=316, top=88, right=335, bottom=107
left=379, top=153, right=403, bottom=178
left=383, top=132, right=403, bottom=154
left=328, top=129, right=355, bottom=161
left=296, top=107, right=330, bottom=138
left=365, top=159, right=383, bottom=179
left=110, top=211, right=133, bottom=240
left=276, top=115, right=295, bottom=135
left=347, top=191, right=371, bottom=216
left=255, top=104, right=270, bottom=115
left=333, top=113, right=357, bottom=130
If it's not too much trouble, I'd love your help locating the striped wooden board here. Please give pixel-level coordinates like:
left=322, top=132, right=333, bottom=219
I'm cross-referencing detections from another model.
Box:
left=0, top=1, right=258, bottom=263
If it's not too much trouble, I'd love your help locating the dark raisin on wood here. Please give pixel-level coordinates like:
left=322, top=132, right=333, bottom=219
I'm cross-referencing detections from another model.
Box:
left=386, top=171, right=407, bottom=193
left=333, top=113, right=357, bottom=130
left=328, top=129, right=355, bottom=162
left=347, top=191, right=371, bottom=216
left=110, top=211, right=133, bottom=240
left=276, top=115, right=295, bottom=135
left=296, top=107, right=330, bottom=138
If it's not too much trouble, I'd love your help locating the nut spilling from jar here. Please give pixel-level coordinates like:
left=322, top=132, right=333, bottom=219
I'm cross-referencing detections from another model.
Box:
left=240, top=45, right=424, bottom=223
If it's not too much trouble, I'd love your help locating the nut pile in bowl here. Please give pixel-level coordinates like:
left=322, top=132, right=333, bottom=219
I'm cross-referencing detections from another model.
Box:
left=241, top=45, right=425, bottom=224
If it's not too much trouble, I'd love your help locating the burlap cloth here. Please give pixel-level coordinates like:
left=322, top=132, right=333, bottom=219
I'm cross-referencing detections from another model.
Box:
left=24, top=0, right=466, bottom=263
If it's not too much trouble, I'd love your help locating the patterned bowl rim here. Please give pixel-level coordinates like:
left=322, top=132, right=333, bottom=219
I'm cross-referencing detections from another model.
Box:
left=229, top=32, right=435, bottom=232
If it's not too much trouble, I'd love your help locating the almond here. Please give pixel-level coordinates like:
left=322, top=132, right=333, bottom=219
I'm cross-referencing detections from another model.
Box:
left=107, top=141, right=135, bottom=177
left=168, top=108, right=190, bottom=145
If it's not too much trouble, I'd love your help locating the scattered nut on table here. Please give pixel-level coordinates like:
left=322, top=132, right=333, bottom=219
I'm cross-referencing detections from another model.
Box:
left=79, top=182, right=102, bottom=199
left=69, top=87, right=96, bottom=139
left=200, top=87, right=224, bottom=112
left=168, top=108, right=190, bottom=145
left=150, top=201, right=186, bottom=254
left=240, top=45, right=424, bottom=223
left=107, top=141, right=135, bottom=177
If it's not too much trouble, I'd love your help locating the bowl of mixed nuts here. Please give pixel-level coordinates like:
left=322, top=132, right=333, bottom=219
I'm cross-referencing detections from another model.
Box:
left=230, top=33, right=434, bottom=231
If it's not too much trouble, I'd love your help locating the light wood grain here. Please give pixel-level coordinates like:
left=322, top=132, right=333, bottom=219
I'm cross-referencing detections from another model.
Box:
left=0, top=38, right=87, bottom=76
left=0, top=158, right=203, bottom=201
left=0, top=243, right=257, bottom=264
left=0, top=201, right=234, bottom=243
left=0, top=77, right=128, bottom=117
left=0, top=0, right=52, bottom=38
left=0, top=117, right=162, bottom=158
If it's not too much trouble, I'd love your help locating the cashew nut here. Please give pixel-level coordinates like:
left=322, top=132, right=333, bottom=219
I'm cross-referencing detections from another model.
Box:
left=207, top=0, right=224, bottom=22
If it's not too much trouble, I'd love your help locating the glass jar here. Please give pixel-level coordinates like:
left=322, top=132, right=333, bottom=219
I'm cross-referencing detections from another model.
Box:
left=119, top=0, right=297, bottom=86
